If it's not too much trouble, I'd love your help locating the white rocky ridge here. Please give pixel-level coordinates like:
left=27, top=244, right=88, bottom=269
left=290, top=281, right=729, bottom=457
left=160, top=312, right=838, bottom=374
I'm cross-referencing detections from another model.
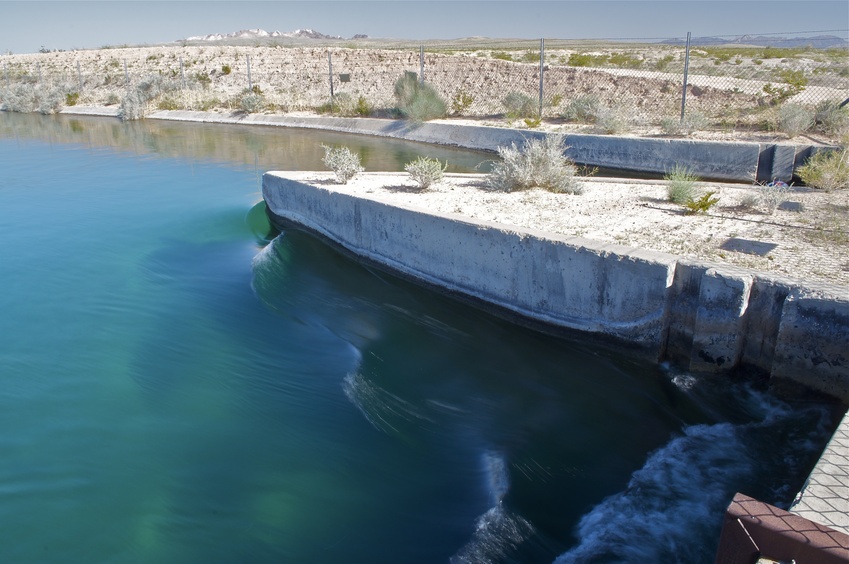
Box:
left=183, top=28, right=350, bottom=42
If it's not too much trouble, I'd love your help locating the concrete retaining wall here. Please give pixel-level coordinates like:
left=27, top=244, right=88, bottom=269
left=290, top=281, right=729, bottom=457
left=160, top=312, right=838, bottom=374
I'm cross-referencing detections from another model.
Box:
left=263, top=172, right=849, bottom=403
left=142, top=110, right=826, bottom=183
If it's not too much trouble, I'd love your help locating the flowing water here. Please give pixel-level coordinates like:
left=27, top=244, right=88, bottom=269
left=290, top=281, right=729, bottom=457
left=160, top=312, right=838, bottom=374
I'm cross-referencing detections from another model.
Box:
left=0, top=112, right=841, bottom=563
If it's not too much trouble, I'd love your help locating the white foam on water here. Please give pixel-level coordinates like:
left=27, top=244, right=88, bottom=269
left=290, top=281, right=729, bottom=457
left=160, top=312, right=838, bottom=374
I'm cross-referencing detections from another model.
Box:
left=450, top=451, right=535, bottom=563
left=554, top=385, right=830, bottom=563
left=342, top=372, right=431, bottom=436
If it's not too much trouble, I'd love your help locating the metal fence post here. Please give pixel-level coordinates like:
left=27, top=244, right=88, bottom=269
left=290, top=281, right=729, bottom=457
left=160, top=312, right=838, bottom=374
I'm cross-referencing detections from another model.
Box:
left=5, top=62, right=9, bottom=91
left=420, top=45, right=425, bottom=85
left=247, top=54, right=252, bottom=91
left=539, top=38, right=545, bottom=117
left=123, top=59, right=129, bottom=86
left=327, top=51, right=334, bottom=105
left=680, top=31, right=691, bottom=121
left=37, top=62, right=42, bottom=84
left=179, top=57, right=185, bottom=89
left=76, top=61, right=83, bottom=92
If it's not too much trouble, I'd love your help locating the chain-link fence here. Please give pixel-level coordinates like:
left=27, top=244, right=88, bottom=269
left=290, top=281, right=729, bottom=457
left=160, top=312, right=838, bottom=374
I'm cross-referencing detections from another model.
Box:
left=1, top=31, right=847, bottom=129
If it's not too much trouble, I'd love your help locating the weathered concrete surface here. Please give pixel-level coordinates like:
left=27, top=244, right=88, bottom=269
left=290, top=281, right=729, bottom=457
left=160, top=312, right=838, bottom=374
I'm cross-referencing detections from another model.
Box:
left=263, top=172, right=849, bottom=403
left=263, top=172, right=676, bottom=347
left=137, top=110, right=805, bottom=182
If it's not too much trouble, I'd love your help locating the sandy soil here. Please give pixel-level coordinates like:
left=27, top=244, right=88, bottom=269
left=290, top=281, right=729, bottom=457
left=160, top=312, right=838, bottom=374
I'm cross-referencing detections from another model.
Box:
left=291, top=171, right=849, bottom=288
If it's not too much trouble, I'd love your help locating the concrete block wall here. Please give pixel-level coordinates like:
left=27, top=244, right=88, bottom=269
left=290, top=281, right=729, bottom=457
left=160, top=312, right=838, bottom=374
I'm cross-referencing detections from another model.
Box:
left=263, top=173, right=849, bottom=403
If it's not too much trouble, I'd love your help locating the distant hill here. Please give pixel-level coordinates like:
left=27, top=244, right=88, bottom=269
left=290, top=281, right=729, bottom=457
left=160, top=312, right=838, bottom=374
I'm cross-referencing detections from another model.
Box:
left=661, top=34, right=848, bottom=49
left=182, top=28, right=366, bottom=43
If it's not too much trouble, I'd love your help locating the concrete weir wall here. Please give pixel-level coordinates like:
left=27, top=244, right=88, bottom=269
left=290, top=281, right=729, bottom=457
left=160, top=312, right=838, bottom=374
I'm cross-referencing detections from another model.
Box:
left=263, top=173, right=849, bottom=403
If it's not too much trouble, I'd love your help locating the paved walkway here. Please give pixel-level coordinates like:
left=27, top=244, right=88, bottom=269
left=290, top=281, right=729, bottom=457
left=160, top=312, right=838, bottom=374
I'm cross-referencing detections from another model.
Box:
left=791, top=408, right=849, bottom=536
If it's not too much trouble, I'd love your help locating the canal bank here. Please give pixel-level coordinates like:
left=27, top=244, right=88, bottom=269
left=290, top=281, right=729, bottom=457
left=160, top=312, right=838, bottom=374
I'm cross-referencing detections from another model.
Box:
left=60, top=107, right=835, bottom=183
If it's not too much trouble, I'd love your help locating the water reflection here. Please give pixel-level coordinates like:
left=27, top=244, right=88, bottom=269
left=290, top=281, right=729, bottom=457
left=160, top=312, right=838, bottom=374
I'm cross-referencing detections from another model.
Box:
left=0, top=112, right=493, bottom=173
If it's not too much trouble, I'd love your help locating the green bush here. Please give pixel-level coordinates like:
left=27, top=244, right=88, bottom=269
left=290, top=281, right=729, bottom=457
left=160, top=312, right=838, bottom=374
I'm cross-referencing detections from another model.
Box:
left=451, top=90, right=474, bottom=115
left=502, top=91, right=537, bottom=120
left=684, top=191, right=720, bottom=214
left=567, top=53, right=608, bottom=67
left=221, top=64, right=231, bottom=75
left=491, top=51, right=512, bottom=61
left=797, top=147, right=848, bottom=191
left=665, top=165, right=700, bottom=204
left=321, top=144, right=364, bottom=184
left=404, top=156, right=447, bottom=190
left=65, top=92, right=80, bottom=106
left=487, top=135, right=581, bottom=194
left=393, top=74, right=446, bottom=122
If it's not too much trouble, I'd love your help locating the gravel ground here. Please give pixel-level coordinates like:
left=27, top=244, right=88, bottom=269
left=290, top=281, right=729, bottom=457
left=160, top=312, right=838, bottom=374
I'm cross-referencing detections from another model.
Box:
left=284, top=171, right=849, bottom=288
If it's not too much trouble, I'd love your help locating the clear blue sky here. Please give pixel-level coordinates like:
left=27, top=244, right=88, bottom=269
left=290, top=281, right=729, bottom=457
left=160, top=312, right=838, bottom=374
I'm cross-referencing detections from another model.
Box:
left=1, top=0, right=847, bottom=54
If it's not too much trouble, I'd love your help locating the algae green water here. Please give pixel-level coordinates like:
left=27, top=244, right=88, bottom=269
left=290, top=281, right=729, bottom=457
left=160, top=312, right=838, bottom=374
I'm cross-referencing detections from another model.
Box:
left=0, top=112, right=840, bottom=563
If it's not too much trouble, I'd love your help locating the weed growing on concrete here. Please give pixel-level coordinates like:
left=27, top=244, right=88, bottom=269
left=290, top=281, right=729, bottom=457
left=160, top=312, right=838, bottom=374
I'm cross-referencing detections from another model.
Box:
left=665, top=165, right=700, bottom=204
left=321, top=144, right=364, bottom=184
left=797, top=146, right=848, bottom=191
left=405, top=156, right=447, bottom=190
left=393, top=73, right=446, bottom=122
left=487, top=135, right=582, bottom=194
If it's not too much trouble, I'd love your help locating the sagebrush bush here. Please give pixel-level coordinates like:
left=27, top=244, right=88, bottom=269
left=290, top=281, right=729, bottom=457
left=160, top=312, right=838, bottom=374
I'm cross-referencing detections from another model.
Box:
left=661, top=111, right=708, bottom=136
left=594, top=104, right=632, bottom=134
left=451, top=90, right=474, bottom=115
left=756, top=181, right=790, bottom=214
left=119, top=75, right=180, bottom=121
left=776, top=103, right=814, bottom=137
left=3, top=82, right=68, bottom=114
left=502, top=91, right=537, bottom=120
left=814, top=100, right=849, bottom=137
left=559, top=94, right=601, bottom=123
left=393, top=74, right=446, bottom=122
left=405, top=156, right=447, bottom=190
left=321, top=144, right=364, bottom=184
left=487, top=135, right=582, bottom=194
left=665, top=165, right=700, bottom=204
left=238, top=91, right=265, bottom=113
left=327, top=93, right=371, bottom=117
left=797, top=146, right=848, bottom=191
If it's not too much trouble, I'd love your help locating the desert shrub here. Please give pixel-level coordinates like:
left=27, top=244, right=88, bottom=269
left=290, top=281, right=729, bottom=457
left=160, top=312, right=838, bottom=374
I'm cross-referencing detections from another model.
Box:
left=559, top=94, right=601, bottom=123
left=567, top=53, right=608, bottom=67
left=451, top=90, right=474, bottom=115
left=763, top=69, right=808, bottom=103
left=194, top=71, right=211, bottom=88
left=814, top=100, right=849, bottom=137
left=665, top=165, right=700, bottom=204
left=797, top=147, right=849, bottom=191
left=684, top=191, right=720, bottom=214
left=104, top=93, right=120, bottom=106
left=37, top=86, right=66, bottom=115
left=593, top=104, right=632, bottom=134
left=491, top=51, right=512, bottom=61
left=661, top=111, right=708, bottom=136
left=405, top=156, right=447, bottom=190
left=327, top=93, right=371, bottom=117
left=776, top=103, right=814, bottom=137
left=4, top=83, right=38, bottom=112
left=119, top=74, right=180, bottom=121
left=654, top=54, right=675, bottom=71
left=502, top=91, right=537, bottom=120
left=393, top=73, right=446, bottom=122
left=487, top=135, right=582, bottom=194
left=221, top=64, right=231, bottom=75
left=157, top=95, right=181, bottom=110
left=756, top=181, right=790, bottom=214
left=238, top=91, right=265, bottom=113
left=520, top=51, right=540, bottom=63
left=321, top=144, right=364, bottom=184
left=608, top=52, right=643, bottom=68
left=65, top=92, right=80, bottom=106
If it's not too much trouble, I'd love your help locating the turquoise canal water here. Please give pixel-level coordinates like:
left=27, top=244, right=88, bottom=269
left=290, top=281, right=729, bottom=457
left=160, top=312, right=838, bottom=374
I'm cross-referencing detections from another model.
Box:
left=0, top=113, right=841, bottom=563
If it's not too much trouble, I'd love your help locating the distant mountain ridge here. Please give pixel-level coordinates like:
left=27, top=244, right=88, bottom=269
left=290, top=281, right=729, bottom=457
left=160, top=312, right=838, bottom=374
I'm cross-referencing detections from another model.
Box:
left=661, top=34, right=848, bottom=49
left=183, top=28, right=364, bottom=42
